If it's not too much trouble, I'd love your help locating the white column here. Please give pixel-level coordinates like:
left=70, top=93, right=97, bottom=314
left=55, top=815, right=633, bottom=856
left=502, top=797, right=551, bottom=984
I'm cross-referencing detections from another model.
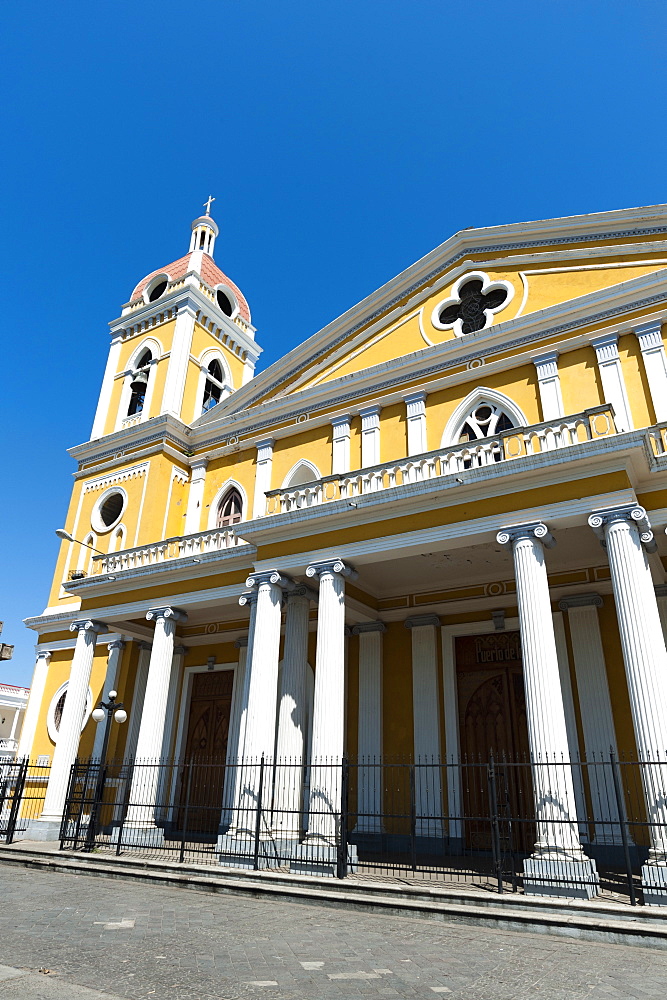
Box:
left=124, top=607, right=187, bottom=836
left=634, top=320, right=667, bottom=422
left=406, top=615, right=443, bottom=839
left=160, top=299, right=196, bottom=417
left=331, top=416, right=351, bottom=474
left=496, top=524, right=589, bottom=864
left=591, top=333, right=633, bottom=433
left=359, top=405, right=381, bottom=467
left=352, top=621, right=385, bottom=834
left=184, top=458, right=208, bottom=535
left=91, top=640, right=125, bottom=759
left=533, top=351, right=565, bottom=421
left=41, top=620, right=107, bottom=823
left=558, top=594, right=621, bottom=844
left=91, top=333, right=123, bottom=438
left=404, top=392, right=427, bottom=456
left=252, top=438, right=274, bottom=518
left=156, top=644, right=187, bottom=820
left=273, top=585, right=314, bottom=840
left=125, top=642, right=152, bottom=760
left=657, top=585, right=667, bottom=644
left=588, top=506, right=667, bottom=874
left=17, top=651, right=51, bottom=759
left=8, top=708, right=20, bottom=743
left=234, top=571, right=285, bottom=836
left=303, top=559, right=355, bottom=845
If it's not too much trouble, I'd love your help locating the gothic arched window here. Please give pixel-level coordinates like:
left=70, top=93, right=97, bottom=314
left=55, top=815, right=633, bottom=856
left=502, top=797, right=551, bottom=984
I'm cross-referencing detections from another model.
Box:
left=456, top=401, right=515, bottom=444
left=127, top=349, right=153, bottom=416
left=216, top=487, right=243, bottom=527
left=202, top=358, right=225, bottom=414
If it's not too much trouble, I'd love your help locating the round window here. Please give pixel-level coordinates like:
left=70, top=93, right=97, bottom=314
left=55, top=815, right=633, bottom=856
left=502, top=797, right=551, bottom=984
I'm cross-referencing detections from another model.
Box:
left=92, top=487, right=127, bottom=533
left=216, top=289, right=234, bottom=316
left=46, top=682, right=93, bottom=744
left=148, top=280, right=167, bottom=302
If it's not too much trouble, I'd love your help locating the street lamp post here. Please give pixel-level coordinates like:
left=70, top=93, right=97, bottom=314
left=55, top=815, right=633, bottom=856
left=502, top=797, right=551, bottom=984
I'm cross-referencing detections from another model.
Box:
left=85, top=690, right=127, bottom=850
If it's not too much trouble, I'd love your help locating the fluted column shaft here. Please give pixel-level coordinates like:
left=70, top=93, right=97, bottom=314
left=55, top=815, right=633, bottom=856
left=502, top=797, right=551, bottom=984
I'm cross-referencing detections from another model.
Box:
left=17, top=651, right=51, bottom=759
left=304, top=559, right=354, bottom=844
left=125, top=607, right=186, bottom=829
left=91, top=640, right=125, bottom=760
left=273, top=587, right=312, bottom=839
left=497, top=524, right=584, bottom=859
left=353, top=622, right=385, bottom=834
left=590, top=506, right=667, bottom=858
left=42, top=620, right=106, bottom=821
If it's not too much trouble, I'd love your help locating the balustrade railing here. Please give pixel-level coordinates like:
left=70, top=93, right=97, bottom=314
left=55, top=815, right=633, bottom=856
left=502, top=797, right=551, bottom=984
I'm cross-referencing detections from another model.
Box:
left=92, top=527, right=247, bottom=575
left=266, top=405, right=617, bottom=515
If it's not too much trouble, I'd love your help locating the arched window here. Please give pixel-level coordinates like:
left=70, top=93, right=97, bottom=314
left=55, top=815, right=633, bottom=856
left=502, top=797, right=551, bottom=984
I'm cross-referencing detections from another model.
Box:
left=456, top=401, right=515, bottom=443
left=284, top=461, right=320, bottom=488
left=127, top=349, right=153, bottom=417
left=216, top=487, right=243, bottom=527
left=202, top=358, right=225, bottom=414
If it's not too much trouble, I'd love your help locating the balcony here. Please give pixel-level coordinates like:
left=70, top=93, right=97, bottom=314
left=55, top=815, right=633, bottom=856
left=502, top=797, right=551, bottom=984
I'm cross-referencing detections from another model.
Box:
left=265, top=405, right=617, bottom=515
left=92, top=526, right=247, bottom=576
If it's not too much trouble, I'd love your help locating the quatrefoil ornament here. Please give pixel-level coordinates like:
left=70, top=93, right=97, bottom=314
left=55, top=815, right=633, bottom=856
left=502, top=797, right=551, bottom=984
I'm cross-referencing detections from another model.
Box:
left=432, top=271, right=514, bottom=338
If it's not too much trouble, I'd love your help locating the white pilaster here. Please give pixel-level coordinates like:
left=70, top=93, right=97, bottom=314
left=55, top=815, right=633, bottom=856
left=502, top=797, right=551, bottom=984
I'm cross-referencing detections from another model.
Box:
left=252, top=438, right=274, bottom=518
left=588, top=507, right=667, bottom=873
left=533, top=351, right=565, bottom=421
left=155, top=644, right=187, bottom=819
left=124, top=607, right=187, bottom=836
left=219, top=596, right=257, bottom=836
left=359, top=406, right=381, bottom=467
left=404, top=392, right=427, bottom=456
left=91, top=333, right=123, bottom=439
left=634, top=320, right=667, bottom=422
left=91, top=640, right=125, bottom=760
left=406, top=615, right=443, bottom=838
left=125, top=642, right=152, bottom=760
left=303, top=559, right=356, bottom=845
left=559, top=594, right=621, bottom=844
left=352, top=621, right=385, bottom=834
left=273, top=586, right=314, bottom=840
left=183, top=459, right=207, bottom=535
left=8, top=708, right=21, bottom=743
left=41, top=620, right=107, bottom=823
left=160, top=299, right=197, bottom=417
left=17, top=651, right=51, bottom=759
left=331, top=416, right=351, bottom=474
left=496, top=524, right=589, bottom=863
left=591, top=333, right=633, bottom=433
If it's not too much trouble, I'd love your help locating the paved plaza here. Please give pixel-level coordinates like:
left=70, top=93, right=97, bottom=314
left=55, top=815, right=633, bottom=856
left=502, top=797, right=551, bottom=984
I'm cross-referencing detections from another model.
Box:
left=0, top=867, right=666, bottom=999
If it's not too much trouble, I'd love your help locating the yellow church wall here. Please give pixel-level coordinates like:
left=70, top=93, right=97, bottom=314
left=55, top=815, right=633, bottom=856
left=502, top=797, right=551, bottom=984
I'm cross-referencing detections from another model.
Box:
left=379, top=402, right=406, bottom=463
left=382, top=623, right=414, bottom=760
left=521, top=264, right=666, bottom=316
left=618, top=333, right=656, bottom=428
left=272, top=423, right=334, bottom=485
left=596, top=597, right=637, bottom=759
left=190, top=322, right=246, bottom=388
left=557, top=347, right=604, bottom=418
left=203, top=449, right=257, bottom=530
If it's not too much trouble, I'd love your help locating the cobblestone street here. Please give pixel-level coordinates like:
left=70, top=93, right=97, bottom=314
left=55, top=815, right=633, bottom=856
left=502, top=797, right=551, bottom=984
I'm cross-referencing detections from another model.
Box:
left=0, top=868, right=666, bottom=999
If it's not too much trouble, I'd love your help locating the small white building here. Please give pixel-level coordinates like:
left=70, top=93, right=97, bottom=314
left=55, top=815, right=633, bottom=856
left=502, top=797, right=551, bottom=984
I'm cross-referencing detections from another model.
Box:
left=0, top=684, right=30, bottom=757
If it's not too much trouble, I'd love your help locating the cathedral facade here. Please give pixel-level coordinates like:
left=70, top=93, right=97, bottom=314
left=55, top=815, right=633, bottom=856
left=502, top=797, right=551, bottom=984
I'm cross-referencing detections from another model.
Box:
left=20, top=203, right=667, bottom=898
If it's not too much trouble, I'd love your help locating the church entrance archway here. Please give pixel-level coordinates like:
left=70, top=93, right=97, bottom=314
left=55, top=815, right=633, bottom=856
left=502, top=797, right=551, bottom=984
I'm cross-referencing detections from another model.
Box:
left=455, top=632, right=533, bottom=851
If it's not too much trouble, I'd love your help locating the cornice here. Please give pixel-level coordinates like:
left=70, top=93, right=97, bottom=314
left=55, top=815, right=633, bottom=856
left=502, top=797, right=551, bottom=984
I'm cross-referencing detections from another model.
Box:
left=69, top=414, right=191, bottom=467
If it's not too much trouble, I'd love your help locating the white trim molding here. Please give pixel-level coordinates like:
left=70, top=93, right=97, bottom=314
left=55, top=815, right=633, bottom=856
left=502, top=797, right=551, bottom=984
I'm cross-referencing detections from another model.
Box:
left=533, top=351, right=565, bottom=420
left=282, top=459, right=321, bottom=489
left=404, top=391, right=427, bottom=456
left=331, top=415, right=351, bottom=474
left=634, top=320, right=667, bottom=422
left=591, top=333, right=633, bottom=433
left=46, top=681, right=93, bottom=745
left=207, top=477, right=249, bottom=529
left=252, top=438, right=274, bottom=519
left=359, top=405, right=381, bottom=468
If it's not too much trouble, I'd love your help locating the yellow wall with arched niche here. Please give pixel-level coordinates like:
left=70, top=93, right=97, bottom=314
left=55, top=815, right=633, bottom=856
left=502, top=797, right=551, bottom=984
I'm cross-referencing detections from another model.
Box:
left=202, top=449, right=256, bottom=531
left=424, top=365, right=541, bottom=452
left=272, top=424, right=333, bottom=487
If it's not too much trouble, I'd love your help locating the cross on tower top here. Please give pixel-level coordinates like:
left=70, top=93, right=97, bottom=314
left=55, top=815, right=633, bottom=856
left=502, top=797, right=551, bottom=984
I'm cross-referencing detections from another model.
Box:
left=203, top=195, right=216, bottom=216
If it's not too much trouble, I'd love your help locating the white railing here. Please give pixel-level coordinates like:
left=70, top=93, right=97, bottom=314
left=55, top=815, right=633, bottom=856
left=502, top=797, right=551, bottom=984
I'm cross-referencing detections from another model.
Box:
left=647, top=422, right=667, bottom=458
left=92, top=527, right=247, bottom=575
left=0, top=685, right=29, bottom=699
left=266, top=405, right=617, bottom=515
left=0, top=739, right=18, bottom=752
left=121, top=414, right=143, bottom=429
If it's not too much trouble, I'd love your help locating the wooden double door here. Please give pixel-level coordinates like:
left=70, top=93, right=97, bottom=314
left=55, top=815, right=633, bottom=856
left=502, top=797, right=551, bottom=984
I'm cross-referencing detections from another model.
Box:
left=455, top=632, right=533, bottom=851
left=177, top=670, right=234, bottom=836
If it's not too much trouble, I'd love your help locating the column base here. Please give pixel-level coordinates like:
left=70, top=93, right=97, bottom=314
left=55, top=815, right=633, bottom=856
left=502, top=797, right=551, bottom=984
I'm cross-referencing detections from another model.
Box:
left=523, top=855, right=600, bottom=899
left=641, top=863, right=667, bottom=906
left=289, top=839, right=358, bottom=877
left=24, top=817, right=63, bottom=842
left=111, top=824, right=165, bottom=848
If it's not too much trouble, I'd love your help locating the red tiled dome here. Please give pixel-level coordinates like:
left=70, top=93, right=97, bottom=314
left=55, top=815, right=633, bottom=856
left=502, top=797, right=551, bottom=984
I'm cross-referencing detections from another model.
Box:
left=130, top=252, right=251, bottom=322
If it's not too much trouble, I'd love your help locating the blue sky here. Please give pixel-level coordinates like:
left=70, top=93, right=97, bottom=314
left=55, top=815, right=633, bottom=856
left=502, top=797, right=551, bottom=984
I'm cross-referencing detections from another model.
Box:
left=1, top=1, right=666, bottom=685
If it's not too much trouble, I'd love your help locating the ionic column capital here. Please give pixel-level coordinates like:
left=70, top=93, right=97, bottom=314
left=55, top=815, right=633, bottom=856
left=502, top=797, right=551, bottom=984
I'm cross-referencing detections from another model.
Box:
left=288, top=583, right=318, bottom=603
left=234, top=635, right=249, bottom=648
left=107, top=638, right=126, bottom=652
left=238, top=590, right=258, bottom=609
left=173, top=645, right=189, bottom=656
left=588, top=504, right=656, bottom=552
left=245, top=569, right=293, bottom=591
left=558, top=593, right=603, bottom=611
left=35, top=649, right=52, bottom=664
left=404, top=614, right=441, bottom=630
left=352, top=620, right=386, bottom=635
left=306, top=558, right=357, bottom=581
left=496, top=522, right=555, bottom=549
left=145, top=606, right=188, bottom=624
left=69, top=619, right=107, bottom=635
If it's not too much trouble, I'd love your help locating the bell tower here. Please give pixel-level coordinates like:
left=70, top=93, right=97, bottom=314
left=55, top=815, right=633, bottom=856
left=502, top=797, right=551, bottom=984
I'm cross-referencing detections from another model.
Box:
left=89, top=202, right=261, bottom=440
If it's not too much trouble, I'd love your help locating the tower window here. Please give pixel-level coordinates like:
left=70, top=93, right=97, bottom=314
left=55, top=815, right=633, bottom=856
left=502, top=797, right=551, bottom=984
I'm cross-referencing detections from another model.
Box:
left=148, top=280, right=167, bottom=302
left=127, top=349, right=152, bottom=416
left=216, top=289, right=234, bottom=317
left=202, top=358, right=225, bottom=413
left=216, top=487, right=243, bottom=527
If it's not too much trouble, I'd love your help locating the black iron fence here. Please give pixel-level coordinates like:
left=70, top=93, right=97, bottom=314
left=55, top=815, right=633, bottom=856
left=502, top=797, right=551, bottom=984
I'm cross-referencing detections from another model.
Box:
left=59, top=754, right=667, bottom=905
left=0, top=757, right=51, bottom=843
